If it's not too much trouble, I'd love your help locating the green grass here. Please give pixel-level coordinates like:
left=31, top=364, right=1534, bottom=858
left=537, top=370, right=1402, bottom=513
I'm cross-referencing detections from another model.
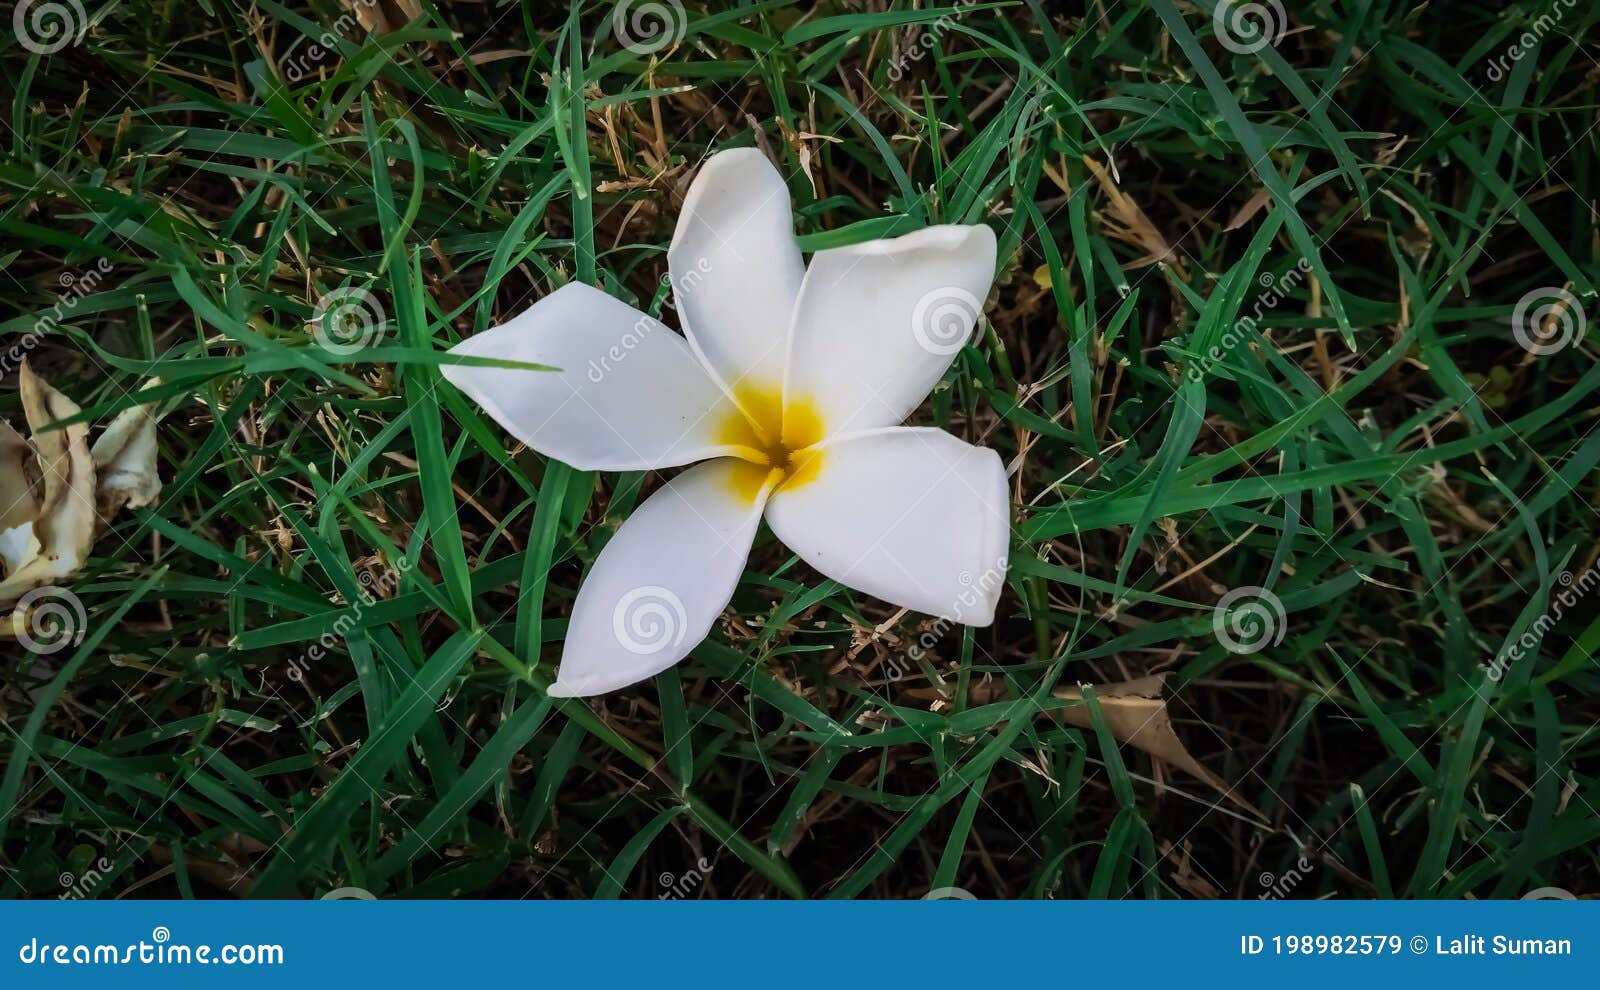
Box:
left=2, top=0, right=1598, bottom=899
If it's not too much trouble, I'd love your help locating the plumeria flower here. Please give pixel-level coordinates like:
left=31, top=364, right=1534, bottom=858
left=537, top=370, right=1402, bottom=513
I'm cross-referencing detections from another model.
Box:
left=443, top=148, right=1009, bottom=696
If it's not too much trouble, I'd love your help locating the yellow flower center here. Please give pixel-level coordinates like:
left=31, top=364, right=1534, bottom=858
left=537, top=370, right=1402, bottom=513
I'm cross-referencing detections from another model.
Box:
left=714, top=382, right=827, bottom=503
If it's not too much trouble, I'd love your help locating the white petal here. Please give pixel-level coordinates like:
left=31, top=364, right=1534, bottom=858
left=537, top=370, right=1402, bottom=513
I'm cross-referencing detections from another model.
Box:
left=784, top=225, right=997, bottom=436
left=549, top=458, right=774, bottom=697
left=765, top=428, right=1009, bottom=625
left=668, top=148, right=804, bottom=392
left=443, top=283, right=744, bottom=471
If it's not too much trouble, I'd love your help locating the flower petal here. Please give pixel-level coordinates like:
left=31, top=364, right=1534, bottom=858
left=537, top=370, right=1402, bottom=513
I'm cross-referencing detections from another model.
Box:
left=443, top=283, right=743, bottom=471
left=784, top=225, right=997, bottom=436
left=549, top=458, right=773, bottom=697
left=765, top=427, right=1009, bottom=625
left=668, top=148, right=804, bottom=391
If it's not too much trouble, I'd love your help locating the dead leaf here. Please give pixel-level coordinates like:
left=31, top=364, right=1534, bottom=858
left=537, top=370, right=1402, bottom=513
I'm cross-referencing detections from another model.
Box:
left=92, top=380, right=163, bottom=514
left=959, top=674, right=1262, bottom=818
left=1057, top=675, right=1260, bottom=817
left=0, top=363, right=97, bottom=607
left=0, top=420, right=40, bottom=532
left=342, top=0, right=422, bottom=34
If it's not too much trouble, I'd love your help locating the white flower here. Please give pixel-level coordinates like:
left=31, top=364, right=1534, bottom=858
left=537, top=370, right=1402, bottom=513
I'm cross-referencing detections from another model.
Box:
left=443, top=149, right=1009, bottom=696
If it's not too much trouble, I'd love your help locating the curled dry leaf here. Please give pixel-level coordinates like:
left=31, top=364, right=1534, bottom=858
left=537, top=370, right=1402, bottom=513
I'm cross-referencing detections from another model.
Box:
left=0, top=419, right=39, bottom=533
left=0, top=363, right=97, bottom=608
left=92, top=380, right=164, bottom=514
left=961, top=673, right=1261, bottom=818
